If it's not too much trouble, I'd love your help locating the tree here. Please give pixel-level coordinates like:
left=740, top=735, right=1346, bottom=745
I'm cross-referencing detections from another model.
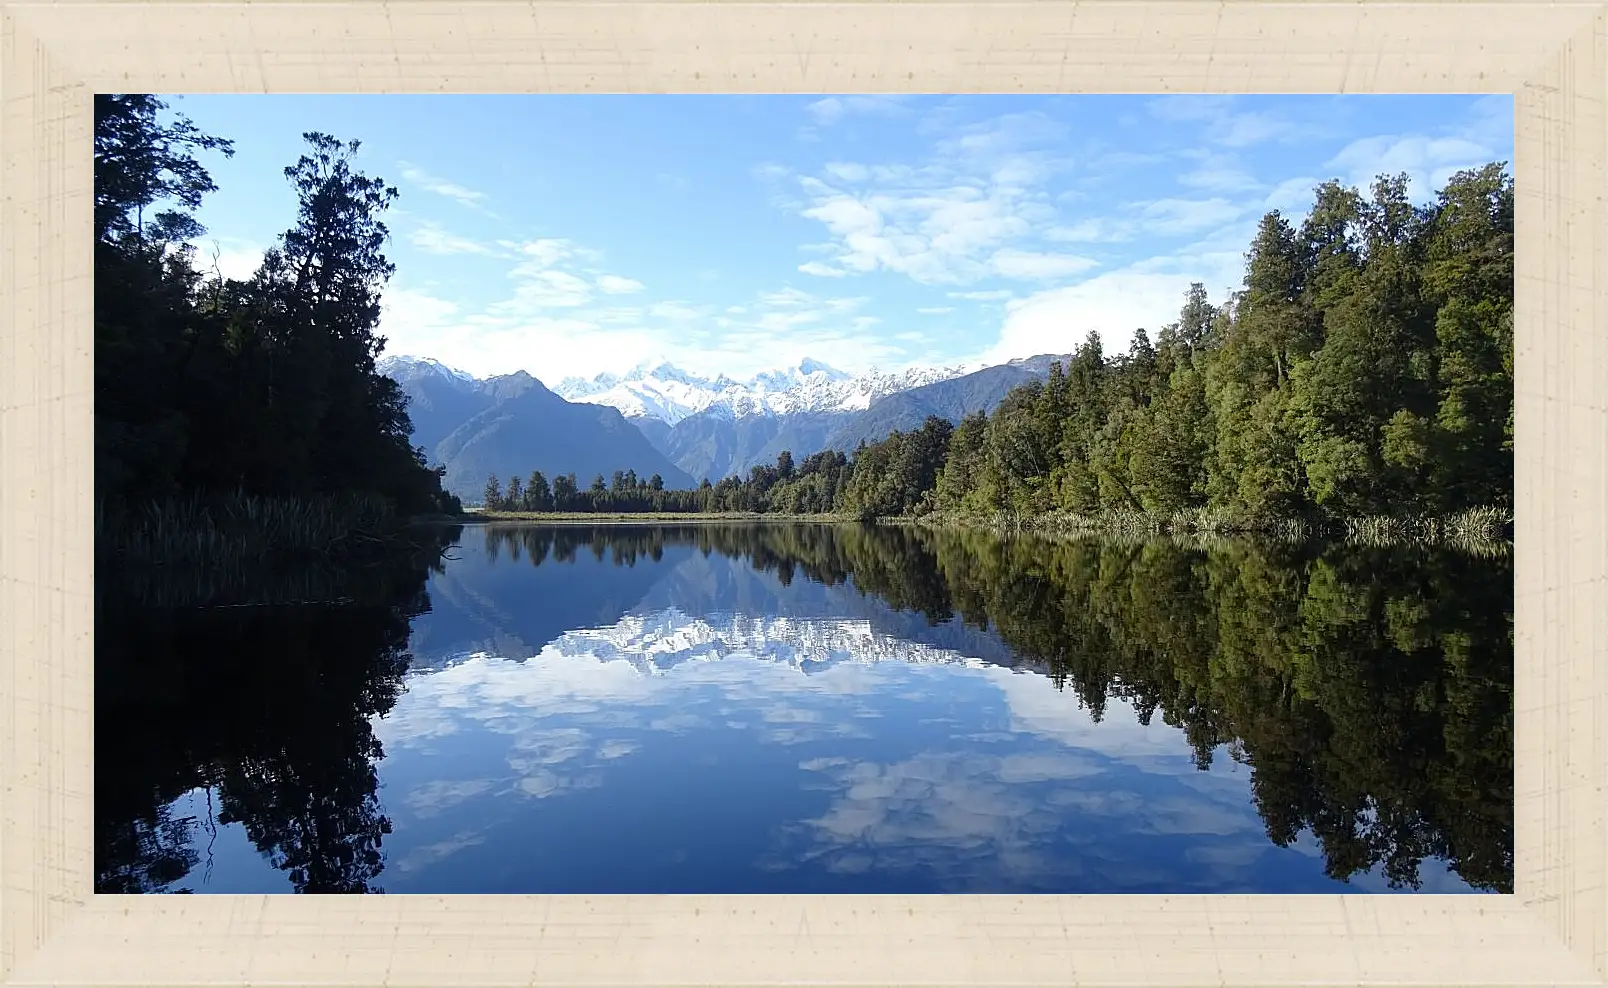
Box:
left=484, top=474, right=503, bottom=510
left=94, top=94, right=236, bottom=245
left=525, top=470, right=552, bottom=511
left=551, top=473, right=578, bottom=510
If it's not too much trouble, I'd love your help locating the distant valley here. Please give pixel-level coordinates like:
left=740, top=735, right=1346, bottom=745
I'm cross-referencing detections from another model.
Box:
left=381, top=353, right=1069, bottom=499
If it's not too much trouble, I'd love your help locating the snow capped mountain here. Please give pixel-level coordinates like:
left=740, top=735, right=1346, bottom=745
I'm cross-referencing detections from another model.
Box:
left=376, top=354, right=478, bottom=386
left=553, top=357, right=973, bottom=425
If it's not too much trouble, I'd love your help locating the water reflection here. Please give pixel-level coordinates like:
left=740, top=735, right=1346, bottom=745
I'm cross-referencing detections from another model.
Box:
left=96, top=522, right=1512, bottom=894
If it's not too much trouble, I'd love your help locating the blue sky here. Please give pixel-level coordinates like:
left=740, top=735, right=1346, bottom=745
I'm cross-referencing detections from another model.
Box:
left=170, top=94, right=1513, bottom=384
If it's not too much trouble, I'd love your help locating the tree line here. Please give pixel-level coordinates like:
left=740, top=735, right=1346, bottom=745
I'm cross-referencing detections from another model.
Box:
left=95, top=94, right=461, bottom=550
left=481, top=448, right=855, bottom=514
left=487, top=164, right=1512, bottom=527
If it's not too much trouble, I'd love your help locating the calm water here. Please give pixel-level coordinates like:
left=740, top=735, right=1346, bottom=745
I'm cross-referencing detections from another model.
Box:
left=96, top=523, right=1512, bottom=894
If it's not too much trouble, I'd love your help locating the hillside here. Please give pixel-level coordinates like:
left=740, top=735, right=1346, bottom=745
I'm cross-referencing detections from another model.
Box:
left=823, top=354, right=1069, bottom=453
left=379, top=357, right=695, bottom=500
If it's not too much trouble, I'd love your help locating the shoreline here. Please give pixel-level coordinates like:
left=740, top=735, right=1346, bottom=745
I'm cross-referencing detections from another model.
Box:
left=424, top=505, right=1513, bottom=548
left=447, top=510, right=850, bottom=525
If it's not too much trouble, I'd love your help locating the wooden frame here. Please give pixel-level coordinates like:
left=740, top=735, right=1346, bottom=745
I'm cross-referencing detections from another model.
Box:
left=2, top=1, right=1603, bottom=984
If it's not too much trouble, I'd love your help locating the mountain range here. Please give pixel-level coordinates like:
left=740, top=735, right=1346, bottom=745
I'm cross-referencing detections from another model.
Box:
left=553, top=358, right=971, bottom=424
left=380, top=353, right=1068, bottom=498
left=378, top=356, right=695, bottom=499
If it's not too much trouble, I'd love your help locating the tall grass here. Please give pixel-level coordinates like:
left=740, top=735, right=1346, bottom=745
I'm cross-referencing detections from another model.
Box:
left=96, top=490, right=451, bottom=609
left=98, top=490, right=400, bottom=567
left=1340, top=506, right=1513, bottom=555
left=911, top=505, right=1512, bottom=554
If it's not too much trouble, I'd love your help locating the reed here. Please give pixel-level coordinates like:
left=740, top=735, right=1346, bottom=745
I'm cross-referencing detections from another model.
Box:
left=98, top=490, right=399, bottom=566
left=96, top=490, right=455, bottom=609
left=910, top=505, right=1511, bottom=554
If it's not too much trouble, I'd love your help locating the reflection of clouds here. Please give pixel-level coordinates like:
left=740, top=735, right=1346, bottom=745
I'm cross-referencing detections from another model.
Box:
left=366, top=604, right=1457, bottom=893
left=517, top=770, right=603, bottom=799
left=768, top=742, right=1272, bottom=891
left=395, top=829, right=487, bottom=873
left=598, top=740, right=638, bottom=759
left=768, top=750, right=1084, bottom=889
left=508, top=727, right=591, bottom=770
left=404, top=779, right=496, bottom=819
left=747, top=660, right=1294, bottom=892
left=368, top=610, right=995, bottom=880
left=985, top=666, right=1188, bottom=761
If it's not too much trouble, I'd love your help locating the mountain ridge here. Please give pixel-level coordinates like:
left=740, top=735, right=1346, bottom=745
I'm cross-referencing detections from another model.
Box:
left=381, top=352, right=1068, bottom=487
left=552, top=357, right=973, bottom=426
left=378, top=355, right=695, bottom=499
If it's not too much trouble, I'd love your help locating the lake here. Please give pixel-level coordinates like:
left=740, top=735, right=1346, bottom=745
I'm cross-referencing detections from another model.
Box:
left=96, top=522, right=1512, bottom=895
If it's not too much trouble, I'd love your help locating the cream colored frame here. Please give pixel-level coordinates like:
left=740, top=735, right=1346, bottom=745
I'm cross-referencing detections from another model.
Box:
left=1, top=1, right=1603, bottom=985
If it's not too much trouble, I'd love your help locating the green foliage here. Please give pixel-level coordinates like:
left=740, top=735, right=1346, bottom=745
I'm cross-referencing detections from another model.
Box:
left=95, top=95, right=456, bottom=543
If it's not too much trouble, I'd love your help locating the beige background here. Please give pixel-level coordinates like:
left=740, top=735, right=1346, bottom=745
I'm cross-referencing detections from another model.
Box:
left=2, top=1, right=1603, bottom=985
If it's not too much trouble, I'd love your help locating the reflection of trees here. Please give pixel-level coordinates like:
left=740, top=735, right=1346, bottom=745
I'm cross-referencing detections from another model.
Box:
left=95, top=528, right=457, bottom=894
left=930, top=532, right=1512, bottom=893
left=481, top=522, right=1513, bottom=892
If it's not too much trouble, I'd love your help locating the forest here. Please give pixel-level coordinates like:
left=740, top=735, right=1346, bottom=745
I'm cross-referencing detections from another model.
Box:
left=483, top=164, right=1513, bottom=537
left=95, top=95, right=462, bottom=590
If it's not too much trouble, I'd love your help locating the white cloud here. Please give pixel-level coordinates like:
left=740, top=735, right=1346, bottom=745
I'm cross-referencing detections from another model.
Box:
left=1145, top=96, right=1330, bottom=149
left=1262, top=176, right=1321, bottom=218
left=397, top=161, right=491, bottom=210
left=498, top=265, right=594, bottom=310
left=596, top=274, right=645, bottom=294
left=916, top=306, right=954, bottom=316
left=977, top=233, right=1245, bottom=365
left=510, top=238, right=600, bottom=267
left=805, top=95, right=911, bottom=126
left=1325, top=134, right=1497, bottom=202
left=410, top=222, right=497, bottom=256
left=823, top=162, right=871, bottom=183
left=1042, top=218, right=1135, bottom=244
left=794, top=176, right=1040, bottom=286
left=948, top=289, right=1014, bottom=302
left=1177, top=152, right=1262, bottom=194
left=781, top=111, right=1082, bottom=287
left=988, top=248, right=1099, bottom=281
left=798, top=261, right=848, bottom=278
left=192, top=237, right=265, bottom=281
left=379, top=287, right=462, bottom=351
left=380, top=267, right=904, bottom=382
left=1134, top=197, right=1246, bottom=236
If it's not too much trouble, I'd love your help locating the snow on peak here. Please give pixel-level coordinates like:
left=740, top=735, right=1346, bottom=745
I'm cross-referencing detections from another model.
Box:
left=551, top=358, right=969, bottom=424
left=377, top=354, right=477, bottom=384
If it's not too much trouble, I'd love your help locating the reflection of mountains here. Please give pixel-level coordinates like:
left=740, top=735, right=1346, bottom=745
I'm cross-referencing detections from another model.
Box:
left=547, top=609, right=1000, bottom=677
left=407, top=539, right=1038, bottom=677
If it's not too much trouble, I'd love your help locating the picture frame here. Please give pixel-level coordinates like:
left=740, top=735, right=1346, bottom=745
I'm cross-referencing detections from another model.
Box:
left=3, top=1, right=1602, bottom=984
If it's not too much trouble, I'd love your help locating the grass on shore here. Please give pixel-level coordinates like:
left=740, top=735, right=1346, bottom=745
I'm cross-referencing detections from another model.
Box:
left=460, top=503, right=1511, bottom=552
left=97, top=490, right=457, bottom=609
left=466, top=509, right=848, bottom=524
left=911, top=504, right=1513, bottom=553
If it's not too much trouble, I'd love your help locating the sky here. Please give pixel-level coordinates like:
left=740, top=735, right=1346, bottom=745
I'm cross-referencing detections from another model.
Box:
left=169, top=94, right=1513, bottom=385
